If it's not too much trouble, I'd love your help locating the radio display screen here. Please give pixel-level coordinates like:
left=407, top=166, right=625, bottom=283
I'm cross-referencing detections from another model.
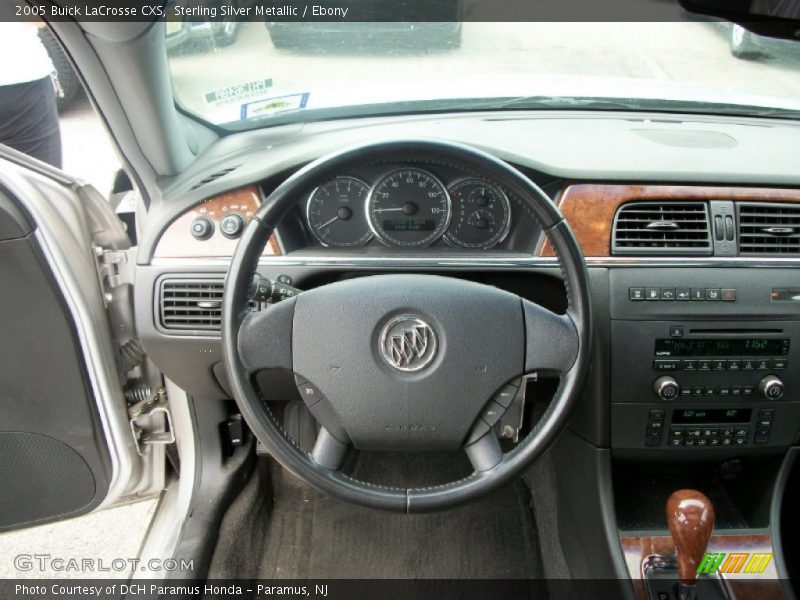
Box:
left=655, top=338, right=789, bottom=357
left=672, top=409, right=752, bottom=424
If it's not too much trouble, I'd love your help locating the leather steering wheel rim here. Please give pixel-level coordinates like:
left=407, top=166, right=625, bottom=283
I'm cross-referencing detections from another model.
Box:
left=222, top=139, right=592, bottom=513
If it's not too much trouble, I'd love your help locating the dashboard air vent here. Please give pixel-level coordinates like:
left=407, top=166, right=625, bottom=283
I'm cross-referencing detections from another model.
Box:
left=159, top=279, right=224, bottom=332
left=738, top=203, right=800, bottom=255
left=190, top=166, right=239, bottom=191
left=612, top=202, right=712, bottom=255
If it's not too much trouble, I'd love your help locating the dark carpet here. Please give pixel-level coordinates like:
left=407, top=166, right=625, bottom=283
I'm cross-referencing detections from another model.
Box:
left=208, top=453, right=545, bottom=582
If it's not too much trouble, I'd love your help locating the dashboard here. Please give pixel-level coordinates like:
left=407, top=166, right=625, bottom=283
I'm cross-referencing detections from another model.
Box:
left=138, top=114, right=800, bottom=417
left=131, top=111, right=800, bottom=593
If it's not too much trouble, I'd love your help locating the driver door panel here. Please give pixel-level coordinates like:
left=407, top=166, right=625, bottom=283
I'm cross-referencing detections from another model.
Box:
left=0, top=151, right=153, bottom=531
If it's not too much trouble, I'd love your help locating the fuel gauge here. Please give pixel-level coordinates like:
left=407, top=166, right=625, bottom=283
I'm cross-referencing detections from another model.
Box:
left=445, top=180, right=511, bottom=249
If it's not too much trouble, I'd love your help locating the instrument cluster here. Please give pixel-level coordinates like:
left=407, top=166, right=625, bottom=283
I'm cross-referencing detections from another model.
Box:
left=305, top=166, right=513, bottom=250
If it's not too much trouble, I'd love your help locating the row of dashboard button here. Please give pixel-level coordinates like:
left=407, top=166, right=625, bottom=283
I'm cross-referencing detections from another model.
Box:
left=646, top=409, right=774, bottom=448
left=679, top=386, right=754, bottom=397
left=669, top=427, right=749, bottom=447
left=668, top=426, right=772, bottom=446
left=190, top=214, right=245, bottom=240
left=629, top=287, right=735, bottom=301
left=653, top=358, right=786, bottom=371
left=675, top=426, right=750, bottom=438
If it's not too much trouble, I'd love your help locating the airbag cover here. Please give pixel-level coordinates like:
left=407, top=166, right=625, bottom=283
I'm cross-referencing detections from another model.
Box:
left=292, top=274, right=524, bottom=450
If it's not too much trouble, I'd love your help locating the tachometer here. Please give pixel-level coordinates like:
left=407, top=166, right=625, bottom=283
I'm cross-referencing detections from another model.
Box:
left=445, top=179, right=511, bottom=249
left=367, top=168, right=451, bottom=247
left=306, top=176, right=373, bottom=247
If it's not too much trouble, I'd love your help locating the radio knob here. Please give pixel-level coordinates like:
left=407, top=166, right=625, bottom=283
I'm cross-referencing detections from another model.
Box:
left=758, top=375, right=785, bottom=400
left=654, top=376, right=680, bottom=401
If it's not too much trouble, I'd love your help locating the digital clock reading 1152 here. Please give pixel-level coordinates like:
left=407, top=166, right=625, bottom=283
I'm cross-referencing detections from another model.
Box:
left=654, top=338, right=789, bottom=357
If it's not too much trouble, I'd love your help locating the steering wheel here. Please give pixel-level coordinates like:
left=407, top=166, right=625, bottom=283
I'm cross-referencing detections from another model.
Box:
left=222, top=139, right=592, bottom=513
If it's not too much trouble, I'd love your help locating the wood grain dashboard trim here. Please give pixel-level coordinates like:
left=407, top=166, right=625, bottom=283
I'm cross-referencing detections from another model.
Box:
left=621, top=533, right=783, bottom=600
left=153, top=186, right=281, bottom=258
left=541, top=184, right=800, bottom=257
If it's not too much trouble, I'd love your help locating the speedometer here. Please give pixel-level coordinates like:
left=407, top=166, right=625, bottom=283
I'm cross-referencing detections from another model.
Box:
left=445, top=179, right=511, bottom=249
left=367, top=168, right=451, bottom=247
left=306, top=177, right=373, bottom=247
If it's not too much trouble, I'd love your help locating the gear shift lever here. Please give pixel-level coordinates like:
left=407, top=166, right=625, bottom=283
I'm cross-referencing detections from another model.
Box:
left=666, top=490, right=715, bottom=600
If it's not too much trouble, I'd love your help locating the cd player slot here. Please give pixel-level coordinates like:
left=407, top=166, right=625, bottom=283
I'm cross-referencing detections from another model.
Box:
left=688, top=328, right=784, bottom=335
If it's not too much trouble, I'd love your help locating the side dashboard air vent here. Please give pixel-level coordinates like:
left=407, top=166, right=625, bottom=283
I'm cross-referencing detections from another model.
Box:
left=612, top=202, right=712, bottom=255
left=159, top=279, right=224, bottom=332
left=190, top=166, right=239, bottom=191
left=738, top=202, right=800, bottom=255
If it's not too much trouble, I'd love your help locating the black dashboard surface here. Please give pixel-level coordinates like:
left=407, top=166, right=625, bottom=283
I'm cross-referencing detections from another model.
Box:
left=138, top=109, right=800, bottom=264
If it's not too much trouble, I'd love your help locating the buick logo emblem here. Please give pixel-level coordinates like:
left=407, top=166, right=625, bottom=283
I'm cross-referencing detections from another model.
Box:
left=379, top=315, right=438, bottom=372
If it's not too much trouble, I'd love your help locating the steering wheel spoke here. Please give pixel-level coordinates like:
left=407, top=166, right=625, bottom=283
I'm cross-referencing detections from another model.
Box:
left=237, top=297, right=296, bottom=374
left=522, top=298, right=580, bottom=376
left=464, top=428, right=503, bottom=472
left=311, top=427, right=351, bottom=471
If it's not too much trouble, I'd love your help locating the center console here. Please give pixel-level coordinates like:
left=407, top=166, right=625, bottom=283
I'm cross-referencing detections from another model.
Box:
left=609, top=269, right=800, bottom=458
left=610, top=319, right=800, bottom=453
left=605, top=268, right=800, bottom=599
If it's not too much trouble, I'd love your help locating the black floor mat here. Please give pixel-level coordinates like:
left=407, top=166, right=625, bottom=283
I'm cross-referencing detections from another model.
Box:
left=209, top=453, right=545, bottom=582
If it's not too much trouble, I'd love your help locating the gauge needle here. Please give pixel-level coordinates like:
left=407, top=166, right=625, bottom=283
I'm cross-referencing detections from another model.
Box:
left=372, top=208, right=405, bottom=213
left=315, top=216, right=339, bottom=229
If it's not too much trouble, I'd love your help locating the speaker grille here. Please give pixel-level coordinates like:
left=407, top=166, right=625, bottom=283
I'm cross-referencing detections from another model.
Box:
left=0, top=432, right=95, bottom=528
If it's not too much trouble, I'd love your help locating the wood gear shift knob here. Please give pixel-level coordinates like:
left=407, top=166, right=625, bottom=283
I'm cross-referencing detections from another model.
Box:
left=666, top=489, right=715, bottom=585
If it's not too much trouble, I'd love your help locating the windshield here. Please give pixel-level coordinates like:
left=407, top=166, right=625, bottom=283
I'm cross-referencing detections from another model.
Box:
left=166, top=20, right=800, bottom=128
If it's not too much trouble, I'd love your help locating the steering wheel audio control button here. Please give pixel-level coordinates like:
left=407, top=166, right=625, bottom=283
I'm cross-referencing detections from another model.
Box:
left=297, top=381, right=324, bottom=407
left=481, top=400, right=506, bottom=426
left=493, top=381, right=520, bottom=408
